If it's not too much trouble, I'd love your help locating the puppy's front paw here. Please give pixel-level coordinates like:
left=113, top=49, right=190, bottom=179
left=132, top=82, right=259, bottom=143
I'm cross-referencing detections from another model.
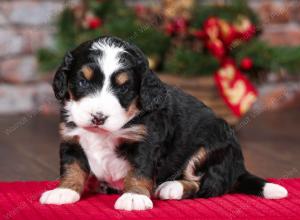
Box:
left=114, top=193, right=153, bottom=211
left=155, top=181, right=183, bottom=200
left=40, top=188, right=80, bottom=205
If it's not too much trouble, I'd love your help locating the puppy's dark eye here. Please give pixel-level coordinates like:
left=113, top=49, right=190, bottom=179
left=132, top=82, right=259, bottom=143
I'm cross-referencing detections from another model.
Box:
left=78, top=79, right=89, bottom=88
left=119, top=84, right=129, bottom=94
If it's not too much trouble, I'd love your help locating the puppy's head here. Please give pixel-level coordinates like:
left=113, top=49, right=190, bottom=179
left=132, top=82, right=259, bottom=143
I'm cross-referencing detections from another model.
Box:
left=53, top=36, right=166, bottom=131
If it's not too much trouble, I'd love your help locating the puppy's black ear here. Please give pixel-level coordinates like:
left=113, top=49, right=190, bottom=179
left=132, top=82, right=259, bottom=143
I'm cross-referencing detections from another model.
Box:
left=52, top=52, right=73, bottom=101
left=126, top=42, right=167, bottom=111
left=140, top=70, right=167, bottom=112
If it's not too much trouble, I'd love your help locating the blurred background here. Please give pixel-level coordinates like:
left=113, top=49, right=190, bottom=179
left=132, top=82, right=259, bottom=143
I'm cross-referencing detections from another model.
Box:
left=0, top=0, right=299, bottom=181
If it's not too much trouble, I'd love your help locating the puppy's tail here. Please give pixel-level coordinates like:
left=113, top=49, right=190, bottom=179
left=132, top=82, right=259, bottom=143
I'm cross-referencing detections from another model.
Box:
left=234, top=172, right=288, bottom=199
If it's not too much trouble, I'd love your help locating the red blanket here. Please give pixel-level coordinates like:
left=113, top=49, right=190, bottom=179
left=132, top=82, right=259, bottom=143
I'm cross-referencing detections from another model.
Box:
left=0, top=179, right=299, bottom=220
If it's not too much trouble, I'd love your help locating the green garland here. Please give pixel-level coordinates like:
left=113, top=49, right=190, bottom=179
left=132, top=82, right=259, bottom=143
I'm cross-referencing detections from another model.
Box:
left=37, top=0, right=300, bottom=76
left=165, top=47, right=219, bottom=76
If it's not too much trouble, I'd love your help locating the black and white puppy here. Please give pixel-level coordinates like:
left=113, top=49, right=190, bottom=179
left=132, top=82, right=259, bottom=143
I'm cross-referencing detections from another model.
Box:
left=40, top=36, right=287, bottom=211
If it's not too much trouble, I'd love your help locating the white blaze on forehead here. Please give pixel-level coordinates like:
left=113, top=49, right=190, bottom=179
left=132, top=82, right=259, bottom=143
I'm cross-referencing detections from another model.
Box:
left=91, top=40, right=125, bottom=76
left=90, top=40, right=126, bottom=121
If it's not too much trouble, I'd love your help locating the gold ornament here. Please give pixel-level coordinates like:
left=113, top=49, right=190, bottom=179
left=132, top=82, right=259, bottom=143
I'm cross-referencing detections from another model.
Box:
left=162, top=0, right=194, bottom=20
left=234, top=15, right=251, bottom=33
left=148, top=56, right=159, bottom=70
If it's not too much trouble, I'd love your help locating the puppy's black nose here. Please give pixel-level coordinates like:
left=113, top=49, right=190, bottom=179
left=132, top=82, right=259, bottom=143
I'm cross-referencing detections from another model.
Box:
left=91, top=112, right=108, bottom=126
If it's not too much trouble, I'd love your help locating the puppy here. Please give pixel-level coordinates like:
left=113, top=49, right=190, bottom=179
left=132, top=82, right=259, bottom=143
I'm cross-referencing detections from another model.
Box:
left=40, top=36, right=287, bottom=210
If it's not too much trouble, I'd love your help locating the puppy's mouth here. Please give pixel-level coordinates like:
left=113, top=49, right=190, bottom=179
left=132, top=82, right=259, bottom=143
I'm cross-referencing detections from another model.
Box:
left=83, top=126, right=110, bottom=135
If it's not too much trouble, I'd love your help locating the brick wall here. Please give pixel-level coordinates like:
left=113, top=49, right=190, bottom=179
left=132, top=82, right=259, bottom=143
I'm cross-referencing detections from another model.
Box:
left=0, top=0, right=66, bottom=114
left=249, top=0, right=300, bottom=46
left=0, top=0, right=65, bottom=83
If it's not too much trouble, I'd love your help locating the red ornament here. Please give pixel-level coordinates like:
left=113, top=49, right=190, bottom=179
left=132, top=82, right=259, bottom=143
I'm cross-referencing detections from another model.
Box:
left=135, top=4, right=146, bottom=16
left=193, top=29, right=205, bottom=39
left=165, top=22, right=176, bottom=35
left=173, top=17, right=188, bottom=34
left=215, top=62, right=258, bottom=117
left=165, top=17, right=188, bottom=35
left=204, top=17, right=219, bottom=29
left=234, top=16, right=256, bottom=41
left=240, top=57, right=253, bottom=70
left=207, top=39, right=226, bottom=60
left=218, top=19, right=237, bottom=46
left=87, top=17, right=102, bottom=29
left=240, top=25, right=256, bottom=41
left=203, top=17, right=220, bottom=39
left=221, top=58, right=236, bottom=66
left=193, top=16, right=257, bottom=116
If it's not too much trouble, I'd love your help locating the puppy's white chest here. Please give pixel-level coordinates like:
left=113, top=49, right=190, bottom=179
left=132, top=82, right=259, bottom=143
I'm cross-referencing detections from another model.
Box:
left=78, top=130, right=130, bottom=189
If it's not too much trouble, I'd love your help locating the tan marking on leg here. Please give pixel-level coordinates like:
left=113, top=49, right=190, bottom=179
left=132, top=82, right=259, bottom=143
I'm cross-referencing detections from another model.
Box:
left=124, top=171, right=153, bottom=197
left=178, top=180, right=200, bottom=198
left=81, top=65, right=93, bottom=80
left=60, top=162, right=88, bottom=194
left=184, top=147, right=207, bottom=181
left=116, top=71, right=129, bottom=85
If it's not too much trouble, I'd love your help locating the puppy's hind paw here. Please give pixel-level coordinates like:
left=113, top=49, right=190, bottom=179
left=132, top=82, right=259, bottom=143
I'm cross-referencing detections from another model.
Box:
left=155, top=181, right=183, bottom=200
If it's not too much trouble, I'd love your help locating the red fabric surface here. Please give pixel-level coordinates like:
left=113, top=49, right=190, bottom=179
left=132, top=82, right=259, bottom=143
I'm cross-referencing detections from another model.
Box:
left=0, top=179, right=299, bottom=220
